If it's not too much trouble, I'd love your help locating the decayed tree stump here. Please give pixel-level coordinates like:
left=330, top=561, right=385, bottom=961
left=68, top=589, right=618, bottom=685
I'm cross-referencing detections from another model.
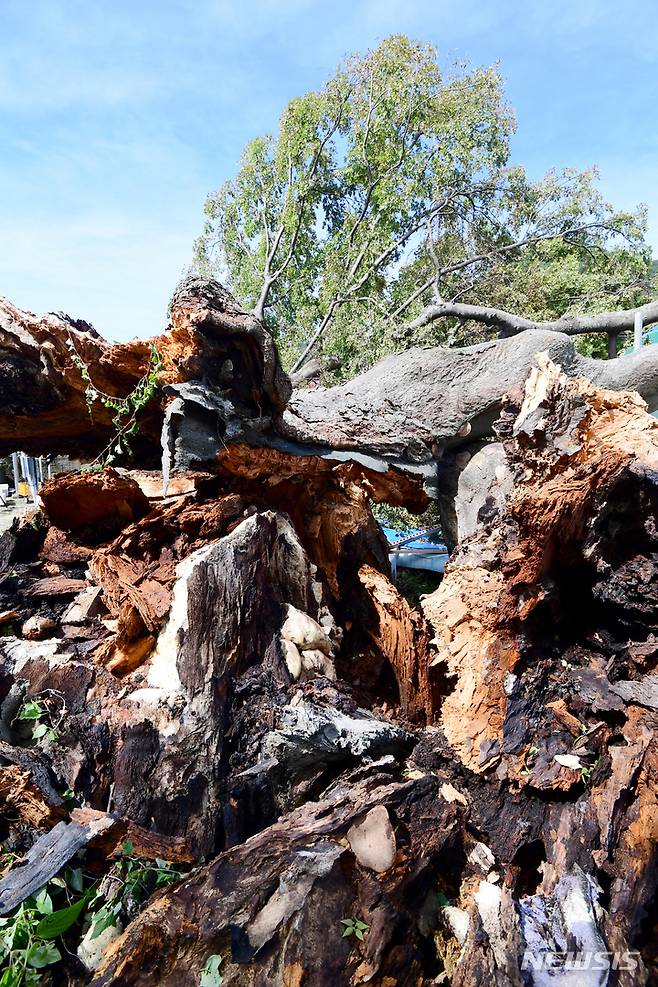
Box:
left=76, top=358, right=657, bottom=986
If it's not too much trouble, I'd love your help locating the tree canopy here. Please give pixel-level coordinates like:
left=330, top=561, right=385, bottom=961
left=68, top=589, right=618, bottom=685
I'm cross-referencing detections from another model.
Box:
left=195, top=35, right=653, bottom=375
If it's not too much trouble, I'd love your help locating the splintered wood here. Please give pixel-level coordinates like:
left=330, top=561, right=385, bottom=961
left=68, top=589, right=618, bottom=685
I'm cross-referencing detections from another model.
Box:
left=1, top=276, right=658, bottom=986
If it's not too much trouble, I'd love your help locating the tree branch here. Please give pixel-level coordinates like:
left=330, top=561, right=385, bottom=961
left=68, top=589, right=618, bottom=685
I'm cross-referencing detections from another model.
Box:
left=398, top=298, right=658, bottom=340
left=391, top=221, right=639, bottom=322
left=252, top=90, right=351, bottom=321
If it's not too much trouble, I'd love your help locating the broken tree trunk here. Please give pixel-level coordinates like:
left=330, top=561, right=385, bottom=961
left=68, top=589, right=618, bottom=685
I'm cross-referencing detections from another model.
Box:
left=420, top=355, right=658, bottom=982
left=91, top=358, right=656, bottom=985
left=2, top=274, right=658, bottom=985
left=3, top=277, right=658, bottom=503
left=0, top=278, right=290, bottom=459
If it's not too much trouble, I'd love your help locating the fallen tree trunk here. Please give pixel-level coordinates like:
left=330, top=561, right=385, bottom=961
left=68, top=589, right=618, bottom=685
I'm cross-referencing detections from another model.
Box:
left=2, top=275, right=658, bottom=985
left=92, top=770, right=465, bottom=987
left=281, top=327, right=658, bottom=463
left=3, top=278, right=658, bottom=503
left=86, top=358, right=658, bottom=985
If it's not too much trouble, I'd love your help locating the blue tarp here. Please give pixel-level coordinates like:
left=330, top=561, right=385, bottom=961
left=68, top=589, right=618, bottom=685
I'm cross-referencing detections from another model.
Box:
left=382, top=526, right=449, bottom=575
left=382, top=526, right=445, bottom=550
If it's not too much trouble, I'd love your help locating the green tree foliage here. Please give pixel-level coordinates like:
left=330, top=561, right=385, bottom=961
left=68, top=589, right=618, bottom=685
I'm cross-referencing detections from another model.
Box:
left=196, top=35, right=652, bottom=376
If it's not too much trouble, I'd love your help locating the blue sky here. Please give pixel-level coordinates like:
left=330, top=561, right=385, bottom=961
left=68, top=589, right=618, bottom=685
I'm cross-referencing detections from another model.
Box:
left=1, top=0, right=656, bottom=341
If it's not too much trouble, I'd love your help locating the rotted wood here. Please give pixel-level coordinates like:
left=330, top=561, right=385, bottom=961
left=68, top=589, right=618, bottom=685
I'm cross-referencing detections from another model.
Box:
left=0, top=764, right=65, bottom=830
left=0, top=504, right=360, bottom=859
left=2, top=277, right=658, bottom=985
left=0, top=278, right=290, bottom=458
left=92, top=770, right=465, bottom=987
left=418, top=354, right=658, bottom=982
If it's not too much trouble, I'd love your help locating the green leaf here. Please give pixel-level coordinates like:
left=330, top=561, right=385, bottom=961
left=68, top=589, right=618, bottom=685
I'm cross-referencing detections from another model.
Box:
left=88, top=904, right=117, bottom=940
left=35, top=891, right=92, bottom=939
left=0, top=968, right=22, bottom=987
left=122, top=839, right=134, bottom=856
left=26, top=941, right=61, bottom=968
left=66, top=867, right=84, bottom=893
left=18, top=702, right=43, bottom=721
left=34, top=889, right=53, bottom=914
left=32, top=722, right=48, bottom=739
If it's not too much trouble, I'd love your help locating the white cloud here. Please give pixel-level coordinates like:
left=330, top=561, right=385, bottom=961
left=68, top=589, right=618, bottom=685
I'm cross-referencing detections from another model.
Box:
left=0, top=214, right=193, bottom=340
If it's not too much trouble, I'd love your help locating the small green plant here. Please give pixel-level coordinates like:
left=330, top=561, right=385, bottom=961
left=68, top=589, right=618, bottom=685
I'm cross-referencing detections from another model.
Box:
left=86, top=843, right=183, bottom=941
left=0, top=851, right=18, bottom=877
left=340, top=917, right=369, bottom=941
left=199, top=954, right=224, bottom=987
left=59, top=787, right=78, bottom=810
left=0, top=845, right=186, bottom=985
left=17, top=695, right=63, bottom=743
left=0, top=871, right=94, bottom=987
left=521, top=744, right=539, bottom=776
left=579, top=755, right=600, bottom=784
left=67, top=337, right=162, bottom=471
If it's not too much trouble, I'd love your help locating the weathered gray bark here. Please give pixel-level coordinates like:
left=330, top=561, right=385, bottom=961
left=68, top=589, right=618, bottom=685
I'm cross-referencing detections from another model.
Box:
left=282, top=328, right=658, bottom=497
left=436, top=442, right=512, bottom=551
left=403, top=297, right=658, bottom=339
left=0, top=815, right=115, bottom=915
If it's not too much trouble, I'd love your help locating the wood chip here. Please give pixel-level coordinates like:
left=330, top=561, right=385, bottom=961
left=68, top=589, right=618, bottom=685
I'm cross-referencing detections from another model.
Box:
left=27, top=576, right=88, bottom=597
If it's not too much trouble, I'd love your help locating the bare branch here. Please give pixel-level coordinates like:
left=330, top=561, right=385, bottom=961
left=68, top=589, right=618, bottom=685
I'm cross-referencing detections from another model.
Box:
left=398, top=298, right=658, bottom=341
left=289, top=354, right=342, bottom=386
left=252, top=88, right=351, bottom=321
left=390, top=220, right=629, bottom=321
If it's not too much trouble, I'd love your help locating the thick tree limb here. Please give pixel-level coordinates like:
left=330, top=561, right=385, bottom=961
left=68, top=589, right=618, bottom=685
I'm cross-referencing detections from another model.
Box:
left=289, top=355, right=341, bottom=386
left=282, top=327, right=658, bottom=496
left=401, top=297, right=658, bottom=339
left=3, top=278, right=658, bottom=509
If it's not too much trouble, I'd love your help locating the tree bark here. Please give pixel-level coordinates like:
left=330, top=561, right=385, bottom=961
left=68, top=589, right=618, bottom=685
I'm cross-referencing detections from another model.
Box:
left=402, top=297, right=658, bottom=340
left=2, top=278, right=658, bottom=984
left=0, top=278, right=290, bottom=459
left=282, top=327, right=658, bottom=490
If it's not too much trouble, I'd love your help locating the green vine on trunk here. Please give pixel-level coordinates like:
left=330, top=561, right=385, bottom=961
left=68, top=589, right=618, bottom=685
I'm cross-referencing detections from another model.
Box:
left=66, top=336, right=162, bottom=471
